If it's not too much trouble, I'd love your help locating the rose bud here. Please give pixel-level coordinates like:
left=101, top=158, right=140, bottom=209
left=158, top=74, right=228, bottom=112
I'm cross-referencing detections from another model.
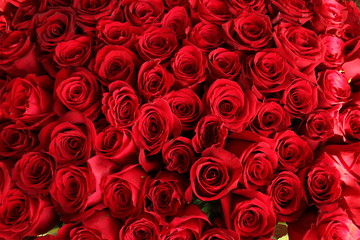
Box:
left=208, top=47, right=241, bottom=81
left=275, top=130, right=314, bottom=172
left=188, top=21, right=224, bottom=51
left=162, top=137, right=195, bottom=174
left=318, top=70, right=351, bottom=106
left=171, top=45, right=208, bottom=87
left=271, top=0, right=312, bottom=24
left=268, top=171, right=305, bottom=222
left=239, top=141, right=278, bottom=191
left=54, top=67, right=102, bottom=121
left=12, top=152, right=56, bottom=196
left=338, top=106, right=360, bottom=143
left=190, top=147, right=241, bottom=201
left=123, top=0, right=164, bottom=27
left=161, top=6, right=190, bottom=40
left=132, top=98, right=181, bottom=155
left=136, top=26, right=178, bottom=62
left=101, top=165, right=147, bottom=220
left=138, top=59, right=175, bottom=102
left=320, top=35, right=345, bottom=69
left=164, top=89, right=203, bottom=131
left=102, top=81, right=140, bottom=129
left=119, top=213, right=160, bottom=240
left=93, top=45, right=140, bottom=87
left=205, top=79, right=259, bottom=132
left=223, top=11, right=272, bottom=51
left=96, top=126, right=138, bottom=166
left=201, top=228, right=240, bottom=240
left=192, top=115, right=228, bottom=153
left=197, top=0, right=232, bottom=25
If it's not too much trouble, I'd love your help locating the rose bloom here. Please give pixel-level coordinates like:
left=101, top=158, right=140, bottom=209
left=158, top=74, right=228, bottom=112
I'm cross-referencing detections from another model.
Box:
left=119, top=213, right=160, bottom=240
left=208, top=47, right=241, bottom=81
left=188, top=21, right=224, bottom=51
left=318, top=70, right=351, bottom=106
left=312, top=0, right=348, bottom=33
left=320, top=35, right=345, bottom=68
left=201, top=228, right=240, bottom=240
left=271, top=0, right=313, bottom=24
left=302, top=110, right=334, bottom=141
left=161, top=6, right=190, bottom=40
left=123, top=0, right=164, bottom=27
left=338, top=106, right=360, bottom=142
left=197, top=0, right=233, bottom=25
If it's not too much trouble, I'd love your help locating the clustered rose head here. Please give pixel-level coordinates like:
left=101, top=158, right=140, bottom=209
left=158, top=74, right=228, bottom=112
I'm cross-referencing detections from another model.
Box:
left=0, top=0, right=359, bottom=239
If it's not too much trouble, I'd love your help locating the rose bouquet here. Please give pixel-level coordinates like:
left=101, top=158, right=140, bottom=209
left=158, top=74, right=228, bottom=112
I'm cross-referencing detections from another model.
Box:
left=0, top=0, right=360, bottom=239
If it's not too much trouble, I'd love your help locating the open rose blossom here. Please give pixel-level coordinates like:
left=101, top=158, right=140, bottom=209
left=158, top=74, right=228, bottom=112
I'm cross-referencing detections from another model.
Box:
left=1, top=0, right=360, bottom=239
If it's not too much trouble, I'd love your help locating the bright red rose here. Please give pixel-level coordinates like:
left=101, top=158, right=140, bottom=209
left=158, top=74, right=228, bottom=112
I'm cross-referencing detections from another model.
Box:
left=119, top=213, right=160, bottom=240
left=228, top=0, right=265, bottom=14
left=161, top=6, right=190, bottom=40
left=208, top=47, right=241, bottom=81
left=188, top=21, right=224, bottom=51
left=302, top=110, right=334, bottom=141
left=338, top=106, right=360, bottom=142
left=312, top=0, right=348, bottom=33
left=123, top=0, right=164, bottom=27
left=196, top=0, right=232, bottom=25
left=320, top=35, right=345, bottom=68
left=318, top=70, right=351, bottom=106
left=201, top=228, right=240, bottom=240
left=271, top=0, right=313, bottom=24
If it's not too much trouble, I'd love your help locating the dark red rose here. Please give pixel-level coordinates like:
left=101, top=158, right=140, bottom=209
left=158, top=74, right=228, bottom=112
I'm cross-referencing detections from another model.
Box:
left=39, top=112, right=96, bottom=166
left=0, top=30, right=40, bottom=77
left=164, top=89, right=203, bottom=131
left=161, top=205, right=210, bottom=239
left=196, top=0, right=232, bottom=25
left=190, top=147, right=241, bottom=201
left=12, top=152, right=56, bottom=196
left=338, top=106, right=360, bottom=142
left=226, top=190, right=276, bottom=239
left=54, top=67, right=101, bottom=120
left=306, top=154, right=342, bottom=207
left=208, top=47, right=241, bottom=81
left=282, top=78, right=319, bottom=116
left=222, top=11, right=272, bottom=51
left=119, top=213, right=160, bottom=240
left=164, top=0, right=189, bottom=9
left=250, top=101, right=291, bottom=137
left=46, top=0, right=72, bottom=6
left=96, top=20, right=141, bottom=48
left=3, top=74, right=53, bottom=125
left=162, top=137, right=195, bottom=174
left=53, top=36, right=92, bottom=68
left=243, top=48, right=290, bottom=97
left=171, top=45, right=208, bottom=87
left=0, top=162, right=10, bottom=203
left=11, top=0, right=43, bottom=30
left=201, top=228, right=240, bottom=240
left=205, top=79, right=259, bottom=132
left=318, top=70, right=351, bottom=106
left=275, top=130, right=314, bottom=172
left=188, top=21, right=224, bottom=51
left=320, top=35, right=345, bottom=68
left=0, top=188, right=57, bottom=239
left=132, top=98, right=181, bottom=155
left=274, top=22, right=324, bottom=73
left=302, top=110, right=334, bottom=141
left=161, top=6, right=190, bottom=40
left=123, top=0, right=164, bottom=27
left=93, top=45, right=140, bottom=86
left=239, top=141, right=278, bottom=190
left=138, top=59, right=174, bottom=102
left=136, top=26, right=178, bottom=61
left=31, top=7, right=76, bottom=52
left=102, top=81, right=139, bottom=128
left=267, top=171, right=305, bottom=222
left=312, top=0, right=348, bottom=33
left=96, top=126, right=138, bottom=165
left=0, top=122, right=38, bottom=160
left=227, top=0, right=265, bottom=14
left=101, top=164, right=146, bottom=219
left=192, top=115, right=228, bottom=153
left=270, top=0, right=312, bottom=24
left=145, top=171, right=186, bottom=217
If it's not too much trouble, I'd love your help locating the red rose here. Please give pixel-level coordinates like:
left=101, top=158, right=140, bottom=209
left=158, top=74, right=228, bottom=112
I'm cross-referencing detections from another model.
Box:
left=11, top=0, right=43, bottom=30
left=270, top=0, right=312, bottom=24
left=208, top=47, right=241, bottom=81
left=227, top=0, right=265, bottom=14
left=12, top=152, right=56, bottom=196
left=119, top=213, right=160, bottom=240
left=93, top=45, right=140, bottom=86
left=164, top=88, right=203, bottom=131
left=275, top=130, right=314, bottom=172
left=101, top=164, right=146, bottom=219
left=164, top=0, right=189, bottom=9
left=0, top=162, right=10, bottom=203
left=205, top=79, right=259, bottom=132
left=190, top=147, right=241, bottom=201
left=31, top=7, right=76, bottom=52
left=39, top=112, right=96, bottom=166
left=102, top=81, right=139, bottom=128
left=318, top=70, right=351, bottom=106
left=282, top=78, right=319, bottom=116
left=171, top=45, right=208, bottom=87
left=338, top=106, right=360, bottom=142
left=222, top=11, right=272, bottom=51
left=138, top=59, right=174, bottom=102
left=96, top=126, right=138, bottom=165
left=0, top=30, right=40, bottom=77
left=192, top=115, right=228, bottom=153
left=302, top=110, right=334, bottom=141
left=53, top=36, right=92, bottom=68
left=274, top=22, right=324, bottom=73
left=136, top=26, right=178, bottom=61
left=54, top=67, right=101, bottom=120
left=268, top=171, right=305, bottom=222
left=162, top=137, right=195, bottom=174
left=239, top=141, right=278, bottom=190
left=132, top=98, right=181, bottom=155
left=201, top=228, right=240, bottom=240
left=0, top=188, right=57, bottom=239
left=123, top=0, right=164, bottom=27
left=320, top=35, right=345, bottom=68
left=312, top=0, right=348, bottom=33
left=196, top=0, right=232, bottom=25
left=250, top=101, right=291, bottom=137
left=188, top=21, right=224, bottom=51
left=161, top=6, right=190, bottom=40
